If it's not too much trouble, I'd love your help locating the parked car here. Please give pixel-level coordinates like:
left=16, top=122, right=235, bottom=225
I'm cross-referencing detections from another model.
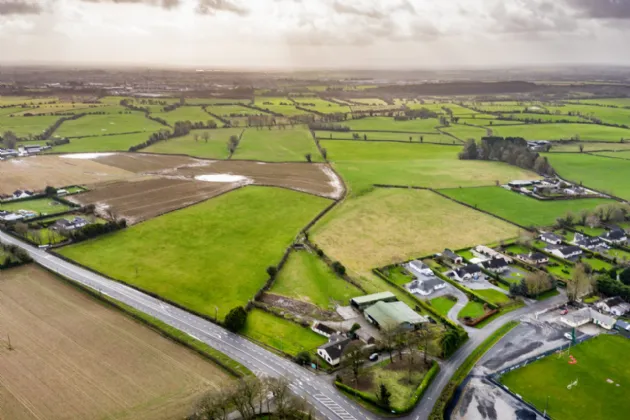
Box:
left=368, top=353, right=379, bottom=362
left=560, top=308, right=568, bottom=315
left=564, top=332, right=573, bottom=340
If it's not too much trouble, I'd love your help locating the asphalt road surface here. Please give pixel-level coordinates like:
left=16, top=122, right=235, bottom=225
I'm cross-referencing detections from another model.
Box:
left=0, top=231, right=566, bottom=420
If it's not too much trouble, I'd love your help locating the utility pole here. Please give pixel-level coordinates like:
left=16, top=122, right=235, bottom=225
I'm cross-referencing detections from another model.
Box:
left=215, top=306, right=218, bottom=322
left=544, top=395, right=549, bottom=418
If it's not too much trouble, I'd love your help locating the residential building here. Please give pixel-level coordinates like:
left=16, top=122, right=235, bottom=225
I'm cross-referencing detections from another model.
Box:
left=317, top=337, right=353, bottom=366
left=407, top=260, right=433, bottom=276
left=549, top=245, right=582, bottom=260
left=560, top=308, right=615, bottom=330
left=516, top=252, right=549, bottom=265
left=450, top=264, right=482, bottom=282
left=474, top=245, right=513, bottom=263
left=614, top=320, right=630, bottom=334
left=573, top=233, right=608, bottom=250
left=508, top=180, right=535, bottom=188
left=364, top=301, right=427, bottom=330
left=52, top=217, right=89, bottom=231
left=409, top=277, right=446, bottom=296
left=350, top=291, right=397, bottom=311
left=480, top=257, right=510, bottom=273
left=596, top=297, right=630, bottom=317
left=312, top=322, right=337, bottom=338
left=600, top=229, right=627, bottom=245
left=442, top=249, right=463, bottom=265
left=540, top=232, right=563, bottom=245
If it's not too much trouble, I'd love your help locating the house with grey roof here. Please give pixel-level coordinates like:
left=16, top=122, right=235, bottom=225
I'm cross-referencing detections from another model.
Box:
left=317, top=337, right=353, bottom=366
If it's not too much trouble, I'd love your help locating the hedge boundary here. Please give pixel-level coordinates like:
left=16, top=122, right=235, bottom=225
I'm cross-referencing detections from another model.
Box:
left=429, top=320, right=519, bottom=420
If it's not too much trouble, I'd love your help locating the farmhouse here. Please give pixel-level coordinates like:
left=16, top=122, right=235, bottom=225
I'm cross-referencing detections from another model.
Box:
left=407, top=260, right=433, bottom=276
left=549, top=245, right=582, bottom=260
left=408, top=277, right=446, bottom=296
left=12, top=190, right=34, bottom=199
left=350, top=291, right=397, bottom=311
left=316, top=337, right=353, bottom=366
left=540, top=232, right=563, bottom=245
left=560, top=308, right=615, bottom=330
left=508, top=180, right=535, bottom=188
left=600, top=228, right=627, bottom=245
left=450, top=264, right=482, bottom=282
left=596, top=297, right=630, bottom=317
left=573, top=233, right=608, bottom=250
left=516, top=252, right=549, bottom=265
left=364, top=301, right=427, bottom=330
left=480, top=257, right=510, bottom=273
left=442, top=249, right=463, bottom=265
left=52, top=217, right=88, bottom=231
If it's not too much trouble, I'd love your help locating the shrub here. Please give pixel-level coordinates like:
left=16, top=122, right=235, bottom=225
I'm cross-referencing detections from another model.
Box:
left=332, top=261, right=346, bottom=276
left=224, top=306, right=248, bottom=332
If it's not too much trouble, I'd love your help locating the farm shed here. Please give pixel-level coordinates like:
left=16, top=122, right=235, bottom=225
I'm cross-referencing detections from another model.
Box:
left=350, top=291, right=397, bottom=311
left=364, top=301, right=427, bottom=330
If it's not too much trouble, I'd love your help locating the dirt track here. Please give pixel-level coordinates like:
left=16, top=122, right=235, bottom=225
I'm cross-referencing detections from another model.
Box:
left=0, top=265, right=232, bottom=420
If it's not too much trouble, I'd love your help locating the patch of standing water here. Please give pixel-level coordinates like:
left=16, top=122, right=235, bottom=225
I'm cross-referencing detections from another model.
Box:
left=194, top=174, right=250, bottom=183
left=59, top=153, right=115, bottom=160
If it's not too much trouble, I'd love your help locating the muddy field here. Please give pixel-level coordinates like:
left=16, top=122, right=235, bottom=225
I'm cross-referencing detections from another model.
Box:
left=171, top=160, right=344, bottom=199
left=70, top=176, right=239, bottom=223
left=0, top=155, right=133, bottom=195
left=93, top=153, right=202, bottom=173
left=0, top=265, right=232, bottom=420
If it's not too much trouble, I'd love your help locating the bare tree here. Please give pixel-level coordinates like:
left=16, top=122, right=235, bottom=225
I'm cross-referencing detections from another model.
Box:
left=380, top=326, right=398, bottom=362
left=342, top=341, right=365, bottom=385
left=193, top=133, right=199, bottom=143
left=2, top=131, right=17, bottom=149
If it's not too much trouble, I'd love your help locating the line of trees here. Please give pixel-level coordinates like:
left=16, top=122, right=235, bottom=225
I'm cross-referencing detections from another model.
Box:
left=555, top=202, right=630, bottom=231
left=509, top=270, right=556, bottom=298
left=0, top=242, right=32, bottom=268
left=459, top=136, right=555, bottom=176
left=189, top=377, right=313, bottom=420
left=64, top=220, right=127, bottom=243
left=308, top=122, right=350, bottom=132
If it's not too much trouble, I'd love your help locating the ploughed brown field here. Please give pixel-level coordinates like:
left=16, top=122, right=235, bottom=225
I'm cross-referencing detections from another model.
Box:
left=0, top=265, right=232, bottom=420
left=0, top=155, right=133, bottom=196
left=93, top=153, right=202, bottom=173
left=70, top=176, right=238, bottom=224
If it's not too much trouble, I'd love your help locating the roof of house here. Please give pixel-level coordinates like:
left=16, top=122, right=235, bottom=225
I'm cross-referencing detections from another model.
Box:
left=351, top=291, right=396, bottom=305
left=559, top=245, right=582, bottom=255
left=313, top=323, right=337, bottom=335
left=603, top=296, right=626, bottom=307
left=417, top=277, right=444, bottom=291
left=481, top=258, right=509, bottom=270
left=443, top=249, right=460, bottom=260
left=575, top=234, right=604, bottom=247
left=616, top=320, right=630, bottom=330
left=318, top=337, right=352, bottom=360
left=541, top=232, right=563, bottom=242
left=409, top=260, right=430, bottom=271
left=528, top=252, right=548, bottom=260
left=602, top=230, right=627, bottom=241
left=456, top=264, right=482, bottom=277
left=364, top=301, right=426, bottom=328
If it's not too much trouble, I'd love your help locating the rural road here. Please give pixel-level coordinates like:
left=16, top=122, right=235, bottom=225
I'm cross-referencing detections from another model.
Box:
left=0, top=231, right=567, bottom=420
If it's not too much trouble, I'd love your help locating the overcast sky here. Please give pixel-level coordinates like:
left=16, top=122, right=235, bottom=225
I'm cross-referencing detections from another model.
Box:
left=1, top=0, right=629, bottom=69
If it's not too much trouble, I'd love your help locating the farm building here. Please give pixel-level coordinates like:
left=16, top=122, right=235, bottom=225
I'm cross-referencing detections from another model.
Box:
left=442, top=249, right=463, bottom=265
left=560, top=308, right=615, bottom=330
left=549, top=245, right=582, bottom=260
left=364, top=301, right=427, bottom=330
left=474, top=245, right=513, bottom=263
left=516, top=252, right=549, bottom=265
left=317, top=337, right=353, bottom=366
left=540, top=232, right=563, bottom=245
left=350, top=291, right=397, bottom=311
left=508, top=180, right=535, bottom=188
left=311, top=322, right=337, bottom=338
left=596, top=297, right=630, bottom=317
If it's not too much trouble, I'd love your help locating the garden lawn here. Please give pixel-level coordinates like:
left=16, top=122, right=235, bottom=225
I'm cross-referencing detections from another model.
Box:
left=151, top=106, right=221, bottom=126
left=544, top=153, right=630, bottom=200
left=383, top=265, right=415, bottom=286
left=311, top=188, right=519, bottom=274
left=458, top=301, right=486, bottom=319
left=233, top=127, right=322, bottom=162
left=500, top=335, right=630, bottom=420
left=48, top=132, right=160, bottom=153
left=474, top=288, right=511, bottom=305
left=344, top=117, right=442, bottom=132
left=242, top=309, right=327, bottom=356
left=58, top=187, right=331, bottom=320
left=439, top=186, right=614, bottom=227
left=271, top=250, right=363, bottom=309
left=144, top=128, right=243, bottom=159
left=314, top=131, right=456, bottom=144
left=581, top=256, right=613, bottom=272
left=55, top=113, right=164, bottom=137
left=429, top=296, right=457, bottom=318
left=0, top=198, right=72, bottom=216
left=320, top=141, right=538, bottom=196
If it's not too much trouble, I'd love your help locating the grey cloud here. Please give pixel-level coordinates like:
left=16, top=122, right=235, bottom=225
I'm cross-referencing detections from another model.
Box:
left=394, top=0, right=416, bottom=15
left=0, top=0, right=42, bottom=15
left=80, top=0, right=182, bottom=9
left=566, top=0, right=630, bottom=19
left=489, top=1, right=578, bottom=34
left=332, top=0, right=385, bottom=20
left=196, top=0, right=248, bottom=16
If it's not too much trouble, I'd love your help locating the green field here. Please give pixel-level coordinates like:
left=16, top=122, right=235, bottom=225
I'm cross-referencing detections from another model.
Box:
left=429, top=296, right=456, bottom=317
left=500, top=113, right=588, bottom=123
left=440, top=186, right=614, bottom=227
left=242, top=309, right=327, bottom=356
left=456, top=118, right=524, bottom=126
left=474, top=288, right=511, bottom=305
left=344, top=117, right=442, bottom=132
left=593, top=150, right=630, bottom=159
left=500, top=335, right=630, bottom=420
left=271, top=250, right=363, bottom=309
left=144, top=128, right=243, bottom=158
left=48, top=132, right=160, bottom=153
left=233, top=127, right=322, bottom=162
left=55, top=113, right=164, bottom=138
left=545, top=153, right=630, bottom=200
left=314, top=131, right=456, bottom=144
left=293, top=97, right=350, bottom=114
left=58, top=187, right=331, bottom=320
left=0, top=198, right=72, bottom=216
left=0, top=115, right=59, bottom=138
left=206, top=105, right=270, bottom=117
left=574, top=98, right=630, bottom=107
left=254, top=97, right=309, bottom=116
left=548, top=142, right=630, bottom=152
left=546, top=104, right=630, bottom=126
left=151, top=106, right=221, bottom=126
left=442, top=124, right=490, bottom=141
left=320, top=141, right=539, bottom=196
